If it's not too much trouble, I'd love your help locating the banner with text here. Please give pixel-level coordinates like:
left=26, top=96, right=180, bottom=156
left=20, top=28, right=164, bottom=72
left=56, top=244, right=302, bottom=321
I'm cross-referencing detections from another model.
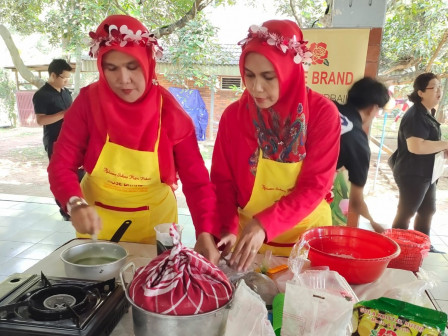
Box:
left=302, top=29, right=370, bottom=104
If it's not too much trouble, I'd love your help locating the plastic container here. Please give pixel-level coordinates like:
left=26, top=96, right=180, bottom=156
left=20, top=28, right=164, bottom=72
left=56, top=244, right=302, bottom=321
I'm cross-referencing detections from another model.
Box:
left=382, top=229, right=431, bottom=272
left=301, top=226, right=400, bottom=285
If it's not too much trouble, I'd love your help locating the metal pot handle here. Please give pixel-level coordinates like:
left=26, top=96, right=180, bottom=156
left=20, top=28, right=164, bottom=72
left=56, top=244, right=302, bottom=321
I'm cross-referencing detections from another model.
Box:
left=110, top=220, right=132, bottom=243
left=119, top=262, right=136, bottom=288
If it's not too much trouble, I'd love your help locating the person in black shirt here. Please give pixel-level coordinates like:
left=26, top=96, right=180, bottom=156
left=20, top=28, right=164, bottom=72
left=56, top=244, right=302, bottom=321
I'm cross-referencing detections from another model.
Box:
left=33, top=59, right=74, bottom=220
left=391, top=72, right=448, bottom=252
left=331, top=77, right=389, bottom=232
left=33, top=59, right=73, bottom=159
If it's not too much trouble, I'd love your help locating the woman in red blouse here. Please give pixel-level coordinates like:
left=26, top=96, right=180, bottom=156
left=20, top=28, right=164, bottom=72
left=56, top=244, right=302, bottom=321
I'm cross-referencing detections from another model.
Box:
left=212, top=20, right=341, bottom=271
left=48, top=15, right=220, bottom=262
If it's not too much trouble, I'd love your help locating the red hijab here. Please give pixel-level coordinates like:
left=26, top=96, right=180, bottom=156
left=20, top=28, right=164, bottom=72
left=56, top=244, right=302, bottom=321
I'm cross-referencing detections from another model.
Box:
left=88, top=15, right=178, bottom=151
left=238, top=20, right=312, bottom=163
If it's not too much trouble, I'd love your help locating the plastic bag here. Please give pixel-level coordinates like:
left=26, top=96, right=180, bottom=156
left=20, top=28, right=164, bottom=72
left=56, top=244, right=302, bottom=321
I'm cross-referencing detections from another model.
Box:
left=352, top=297, right=447, bottom=336
left=240, top=272, right=279, bottom=308
left=383, top=268, right=441, bottom=308
left=297, top=269, right=358, bottom=303
left=281, top=280, right=354, bottom=336
left=218, top=259, right=249, bottom=283
left=288, top=239, right=310, bottom=278
left=224, top=280, right=275, bottom=336
left=129, top=224, right=233, bottom=315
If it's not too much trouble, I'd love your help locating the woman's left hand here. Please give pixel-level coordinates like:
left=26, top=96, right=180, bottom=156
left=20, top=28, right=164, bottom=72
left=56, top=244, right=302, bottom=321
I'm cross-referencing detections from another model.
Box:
left=229, top=218, right=266, bottom=272
left=194, top=232, right=221, bottom=265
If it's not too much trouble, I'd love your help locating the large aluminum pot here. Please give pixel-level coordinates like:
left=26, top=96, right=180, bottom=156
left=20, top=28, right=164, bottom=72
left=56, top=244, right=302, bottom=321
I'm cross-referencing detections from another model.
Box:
left=61, top=242, right=128, bottom=281
left=120, top=262, right=231, bottom=336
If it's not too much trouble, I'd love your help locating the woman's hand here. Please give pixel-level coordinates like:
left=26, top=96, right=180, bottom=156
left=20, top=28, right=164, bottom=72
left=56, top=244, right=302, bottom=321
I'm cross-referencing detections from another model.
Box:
left=70, top=205, right=102, bottom=235
left=217, top=233, right=237, bottom=258
left=194, top=232, right=221, bottom=265
left=228, top=218, right=266, bottom=272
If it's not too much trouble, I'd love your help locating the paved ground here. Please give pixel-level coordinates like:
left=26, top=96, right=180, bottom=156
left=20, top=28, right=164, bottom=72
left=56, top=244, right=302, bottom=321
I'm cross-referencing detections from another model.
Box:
left=0, top=127, right=50, bottom=197
left=0, top=126, right=446, bottom=232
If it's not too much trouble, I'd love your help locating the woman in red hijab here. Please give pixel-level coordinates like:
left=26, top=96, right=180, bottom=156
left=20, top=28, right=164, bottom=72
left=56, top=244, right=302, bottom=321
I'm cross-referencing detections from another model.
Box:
left=212, top=20, right=341, bottom=270
left=48, top=15, right=220, bottom=262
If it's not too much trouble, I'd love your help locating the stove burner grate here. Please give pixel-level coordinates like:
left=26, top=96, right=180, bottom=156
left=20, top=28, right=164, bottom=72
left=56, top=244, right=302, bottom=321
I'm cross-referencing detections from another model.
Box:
left=28, top=283, right=97, bottom=321
left=0, top=272, right=129, bottom=336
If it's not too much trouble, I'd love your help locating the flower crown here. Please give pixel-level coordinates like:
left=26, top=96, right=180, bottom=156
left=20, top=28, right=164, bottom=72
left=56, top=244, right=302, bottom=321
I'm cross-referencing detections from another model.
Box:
left=88, top=24, right=163, bottom=59
left=238, top=25, right=313, bottom=66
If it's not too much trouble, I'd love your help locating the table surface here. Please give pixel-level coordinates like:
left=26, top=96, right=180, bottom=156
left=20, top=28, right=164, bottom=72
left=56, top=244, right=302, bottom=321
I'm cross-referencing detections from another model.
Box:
left=22, top=239, right=435, bottom=336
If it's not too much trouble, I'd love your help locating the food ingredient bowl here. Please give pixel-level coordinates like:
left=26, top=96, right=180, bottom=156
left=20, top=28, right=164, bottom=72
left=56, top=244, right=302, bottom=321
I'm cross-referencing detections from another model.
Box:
left=61, top=242, right=128, bottom=281
left=301, top=226, right=400, bottom=285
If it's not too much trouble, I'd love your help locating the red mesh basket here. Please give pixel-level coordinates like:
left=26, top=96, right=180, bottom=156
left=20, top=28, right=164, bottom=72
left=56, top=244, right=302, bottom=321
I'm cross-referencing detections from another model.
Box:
left=382, top=229, right=431, bottom=272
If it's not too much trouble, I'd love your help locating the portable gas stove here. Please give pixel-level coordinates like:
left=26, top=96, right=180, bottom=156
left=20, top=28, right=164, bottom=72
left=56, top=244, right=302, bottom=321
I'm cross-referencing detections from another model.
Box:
left=0, top=272, right=129, bottom=336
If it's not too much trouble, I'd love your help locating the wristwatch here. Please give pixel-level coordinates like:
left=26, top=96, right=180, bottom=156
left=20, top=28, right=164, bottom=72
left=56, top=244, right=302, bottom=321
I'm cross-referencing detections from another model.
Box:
left=67, top=196, right=88, bottom=215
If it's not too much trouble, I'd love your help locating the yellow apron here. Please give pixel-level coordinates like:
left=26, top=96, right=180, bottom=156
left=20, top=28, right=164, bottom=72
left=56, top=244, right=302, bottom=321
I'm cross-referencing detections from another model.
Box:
left=239, top=151, right=331, bottom=256
left=79, top=107, right=177, bottom=243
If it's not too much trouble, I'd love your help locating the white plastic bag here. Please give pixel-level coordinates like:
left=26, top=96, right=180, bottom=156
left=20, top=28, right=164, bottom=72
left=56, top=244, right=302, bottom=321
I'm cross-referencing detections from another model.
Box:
left=224, top=280, right=275, bottom=336
left=281, top=281, right=353, bottom=336
left=383, top=268, right=441, bottom=308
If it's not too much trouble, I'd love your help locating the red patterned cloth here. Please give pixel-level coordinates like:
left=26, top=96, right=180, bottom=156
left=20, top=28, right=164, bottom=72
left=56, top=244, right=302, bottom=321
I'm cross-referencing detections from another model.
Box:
left=129, top=225, right=233, bottom=315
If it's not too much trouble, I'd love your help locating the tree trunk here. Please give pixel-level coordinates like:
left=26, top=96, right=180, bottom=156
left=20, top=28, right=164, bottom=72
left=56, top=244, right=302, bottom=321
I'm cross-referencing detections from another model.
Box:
left=0, top=24, right=45, bottom=89
left=153, top=0, right=214, bottom=37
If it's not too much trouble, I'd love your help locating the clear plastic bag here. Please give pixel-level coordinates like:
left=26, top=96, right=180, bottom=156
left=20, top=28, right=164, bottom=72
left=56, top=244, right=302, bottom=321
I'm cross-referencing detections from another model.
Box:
left=288, top=239, right=310, bottom=277
left=240, top=272, right=279, bottom=307
left=383, top=268, right=441, bottom=308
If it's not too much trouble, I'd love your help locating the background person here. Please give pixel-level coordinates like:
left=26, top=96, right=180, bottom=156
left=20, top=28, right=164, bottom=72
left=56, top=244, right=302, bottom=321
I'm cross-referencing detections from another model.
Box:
left=33, top=59, right=74, bottom=220
left=391, top=72, right=448, bottom=253
left=212, top=20, right=340, bottom=271
left=48, top=15, right=220, bottom=262
left=33, top=59, right=73, bottom=159
left=331, top=77, right=390, bottom=233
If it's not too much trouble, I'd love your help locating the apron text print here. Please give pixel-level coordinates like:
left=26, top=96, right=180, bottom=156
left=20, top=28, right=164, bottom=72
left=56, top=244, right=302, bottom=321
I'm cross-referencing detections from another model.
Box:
left=104, top=167, right=152, bottom=181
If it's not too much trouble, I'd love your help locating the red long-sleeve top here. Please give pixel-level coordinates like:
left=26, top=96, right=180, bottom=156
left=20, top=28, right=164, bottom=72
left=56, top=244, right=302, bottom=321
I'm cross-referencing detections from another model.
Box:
left=211, top=89, right=340, bottom=242
left=48, top=86, right=219, bottom=238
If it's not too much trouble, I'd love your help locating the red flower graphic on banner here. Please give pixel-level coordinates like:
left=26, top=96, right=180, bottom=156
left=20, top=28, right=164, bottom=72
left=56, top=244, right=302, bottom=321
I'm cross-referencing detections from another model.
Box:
left=377, top=329, right=397, bottom=336
left=309, top=42, right=329, bottom=66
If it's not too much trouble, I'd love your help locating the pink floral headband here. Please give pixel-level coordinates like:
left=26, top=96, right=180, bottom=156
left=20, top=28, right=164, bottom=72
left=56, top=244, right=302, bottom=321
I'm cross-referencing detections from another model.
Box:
left=88, top=24, right=163, bottom=59
left=238, top=24, right=313, bottom=66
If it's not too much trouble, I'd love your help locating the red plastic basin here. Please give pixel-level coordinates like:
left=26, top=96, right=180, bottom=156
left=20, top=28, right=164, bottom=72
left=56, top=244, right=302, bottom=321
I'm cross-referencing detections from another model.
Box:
left=301, top=226, right=400, bottom=285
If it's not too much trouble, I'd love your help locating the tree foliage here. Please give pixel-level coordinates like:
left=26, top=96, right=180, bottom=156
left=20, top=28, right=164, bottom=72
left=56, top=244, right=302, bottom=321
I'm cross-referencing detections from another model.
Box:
left=274, top=0, right=329, bottom=28
left=273, top=0, right=448, bottom=120
left=273, top=0, right=447, bottom=82
left=162, top=14, right=231, bottom=89
left=0, top=0, right=233, bottom=90
left=0, top=68, right=17, bottom=126
left=380, top=0, right=448, bottom=84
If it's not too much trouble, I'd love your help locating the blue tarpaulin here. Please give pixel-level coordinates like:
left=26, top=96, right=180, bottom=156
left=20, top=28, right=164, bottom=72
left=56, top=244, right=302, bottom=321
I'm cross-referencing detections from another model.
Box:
left=168, top=88, right=209, bottom=141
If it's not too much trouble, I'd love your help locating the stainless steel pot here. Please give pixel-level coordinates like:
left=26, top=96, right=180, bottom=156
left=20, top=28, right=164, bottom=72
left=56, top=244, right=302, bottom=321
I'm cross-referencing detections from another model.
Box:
left=60, top=220, right=131, bottom=281
left=120, top=262, right=231, bottom=336
left=61, top=241, right=128, bottom=281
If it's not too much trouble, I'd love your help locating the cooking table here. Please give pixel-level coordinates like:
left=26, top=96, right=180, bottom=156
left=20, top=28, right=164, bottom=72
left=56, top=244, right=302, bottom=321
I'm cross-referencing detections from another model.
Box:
left=23, top=239, right=436, bottom=336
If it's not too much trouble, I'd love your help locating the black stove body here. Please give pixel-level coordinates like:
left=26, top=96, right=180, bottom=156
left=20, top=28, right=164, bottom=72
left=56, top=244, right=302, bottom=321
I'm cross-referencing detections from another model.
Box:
left=0, top=272, right=129, bottom=336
